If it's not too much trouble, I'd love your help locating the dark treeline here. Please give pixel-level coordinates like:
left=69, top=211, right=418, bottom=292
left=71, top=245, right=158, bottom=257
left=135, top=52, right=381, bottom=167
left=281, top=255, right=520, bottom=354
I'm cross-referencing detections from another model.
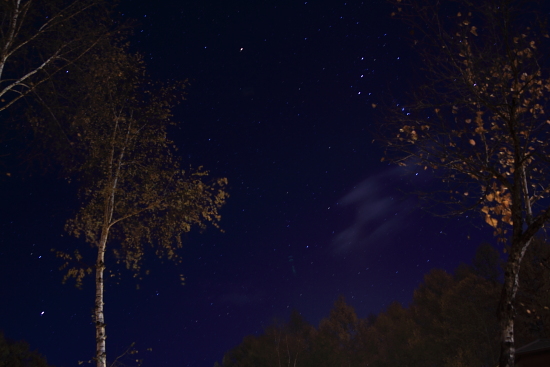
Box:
left=0, top=331, right=54, bottom=367
left=219, top=240, right=550, bottom=367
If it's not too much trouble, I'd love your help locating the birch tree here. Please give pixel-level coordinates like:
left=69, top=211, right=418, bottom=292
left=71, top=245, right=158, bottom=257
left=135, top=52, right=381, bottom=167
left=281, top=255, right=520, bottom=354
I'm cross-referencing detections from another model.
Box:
left=382, top=1, right=550, bottom=366
left=55, top=44, right=228, bottom=367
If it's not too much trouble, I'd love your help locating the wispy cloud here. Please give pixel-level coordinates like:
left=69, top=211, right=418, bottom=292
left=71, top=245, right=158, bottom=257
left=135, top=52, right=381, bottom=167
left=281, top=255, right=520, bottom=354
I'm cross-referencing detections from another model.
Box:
left=333, top=167, right=418, bottom=254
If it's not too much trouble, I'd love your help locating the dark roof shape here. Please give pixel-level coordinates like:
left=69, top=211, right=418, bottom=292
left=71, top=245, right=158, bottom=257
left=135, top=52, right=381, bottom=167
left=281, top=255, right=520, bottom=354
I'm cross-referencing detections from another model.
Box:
left=516, top=339, right=550, bottom=355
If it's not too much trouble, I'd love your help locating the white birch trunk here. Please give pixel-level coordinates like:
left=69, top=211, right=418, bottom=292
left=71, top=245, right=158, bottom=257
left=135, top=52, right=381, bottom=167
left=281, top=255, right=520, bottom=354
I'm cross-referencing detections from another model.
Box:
left=95, top=227, right=109, bottom=367
left=498, top=238, right=531, bottom=367
left=93, top=116, right=126, bottom=367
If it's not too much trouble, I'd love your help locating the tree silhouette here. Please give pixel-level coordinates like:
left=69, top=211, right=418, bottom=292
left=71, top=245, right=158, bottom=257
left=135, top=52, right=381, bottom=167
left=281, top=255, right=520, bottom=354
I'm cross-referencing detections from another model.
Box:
left=222, top=312, right=315, bottom=367
left=220, top=243, right=550, bottom=367
left=312, top=296, right=359, bottom=367
left=0, top=331, right=55, bottom=367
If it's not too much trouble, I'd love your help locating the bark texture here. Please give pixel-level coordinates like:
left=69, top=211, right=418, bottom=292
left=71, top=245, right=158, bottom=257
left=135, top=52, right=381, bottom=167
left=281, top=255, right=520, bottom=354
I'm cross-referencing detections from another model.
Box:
left=95, top=232, right=107, bottom=367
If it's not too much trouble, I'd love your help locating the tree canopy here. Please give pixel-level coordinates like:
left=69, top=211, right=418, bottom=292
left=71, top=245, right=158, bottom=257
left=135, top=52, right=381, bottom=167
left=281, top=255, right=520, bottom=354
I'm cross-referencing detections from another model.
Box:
left=0, top=331, right=55, bottom=367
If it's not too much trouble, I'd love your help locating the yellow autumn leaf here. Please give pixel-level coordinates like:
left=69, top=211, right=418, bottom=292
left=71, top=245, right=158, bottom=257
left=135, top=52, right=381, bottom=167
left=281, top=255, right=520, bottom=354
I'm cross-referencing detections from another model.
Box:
left=485, top=215, right=498, bottom=227
left=502, top=214, right=513, bottom=225
left=469, top=139, right=476, bottom=145
left=486, top=192, right=494, bottom=201
left=475, top=110, right=484, bottom=124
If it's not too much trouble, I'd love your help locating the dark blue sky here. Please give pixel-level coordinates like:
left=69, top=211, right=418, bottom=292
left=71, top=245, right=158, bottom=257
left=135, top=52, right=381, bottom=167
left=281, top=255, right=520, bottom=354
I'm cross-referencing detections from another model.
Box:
left=0, top=1, right=495, bottom=366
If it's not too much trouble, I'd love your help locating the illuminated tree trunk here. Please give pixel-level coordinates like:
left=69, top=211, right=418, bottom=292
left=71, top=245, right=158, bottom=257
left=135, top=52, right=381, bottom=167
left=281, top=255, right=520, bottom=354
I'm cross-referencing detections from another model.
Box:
left=94, top=139, right=119, bottom=367
left=95, top=228, right=108, bottom=367
left=498, top=239, right=531, bottom=367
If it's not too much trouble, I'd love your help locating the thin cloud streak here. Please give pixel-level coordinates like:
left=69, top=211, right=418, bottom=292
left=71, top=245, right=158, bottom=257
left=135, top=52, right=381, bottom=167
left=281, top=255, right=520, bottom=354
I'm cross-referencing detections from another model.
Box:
left=333, top=167, right=418, bottom=254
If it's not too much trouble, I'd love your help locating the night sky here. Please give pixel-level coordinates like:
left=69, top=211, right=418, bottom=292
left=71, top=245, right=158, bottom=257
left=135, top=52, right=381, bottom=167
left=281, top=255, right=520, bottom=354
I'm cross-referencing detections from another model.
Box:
left=0, top=1, right=496, bottom=366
